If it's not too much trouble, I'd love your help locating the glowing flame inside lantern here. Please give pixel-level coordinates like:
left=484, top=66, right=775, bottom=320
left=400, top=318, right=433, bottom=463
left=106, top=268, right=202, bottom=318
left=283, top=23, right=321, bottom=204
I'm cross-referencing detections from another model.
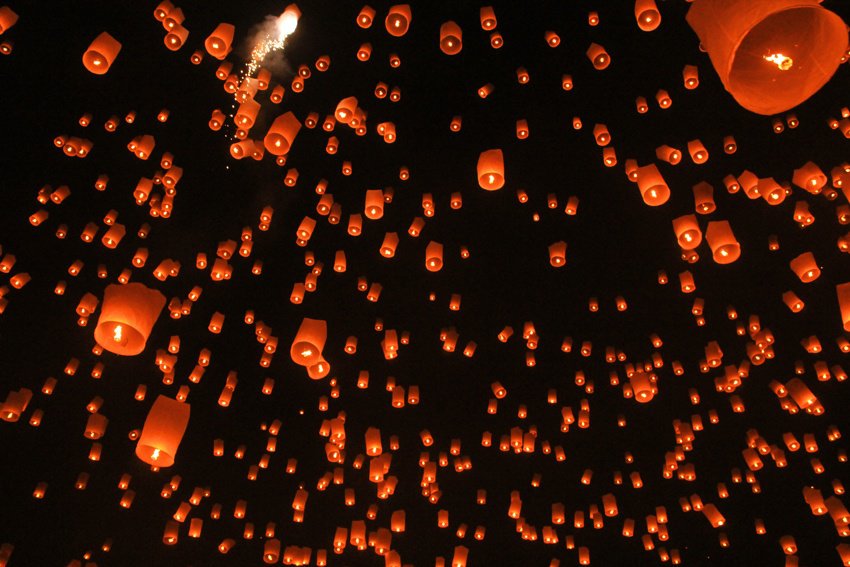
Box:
left=113, top=325, right=123, bottom=342
left=151, top=448, right=161, bottom=461
left=764, top=52, right=793, bottom=70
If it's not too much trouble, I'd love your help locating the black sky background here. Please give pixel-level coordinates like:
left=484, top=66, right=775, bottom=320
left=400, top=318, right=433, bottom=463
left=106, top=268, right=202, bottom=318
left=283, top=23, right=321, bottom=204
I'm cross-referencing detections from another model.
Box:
left=1, top=1, right=850, bottom=565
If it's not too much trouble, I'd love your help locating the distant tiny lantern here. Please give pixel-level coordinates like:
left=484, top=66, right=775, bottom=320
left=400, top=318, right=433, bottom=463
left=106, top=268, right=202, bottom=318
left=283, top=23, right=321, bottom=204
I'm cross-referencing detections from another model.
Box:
left=94, top=283, right=166, bottom=355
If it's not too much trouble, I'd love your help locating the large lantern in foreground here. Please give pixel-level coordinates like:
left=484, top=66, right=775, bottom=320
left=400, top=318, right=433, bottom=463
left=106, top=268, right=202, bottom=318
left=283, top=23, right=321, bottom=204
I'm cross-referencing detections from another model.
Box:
left=136, top=395, right=190, bottom=468
left=686, top=0, right=847, bottom=115
left=94, top=283, right=166, bottom=355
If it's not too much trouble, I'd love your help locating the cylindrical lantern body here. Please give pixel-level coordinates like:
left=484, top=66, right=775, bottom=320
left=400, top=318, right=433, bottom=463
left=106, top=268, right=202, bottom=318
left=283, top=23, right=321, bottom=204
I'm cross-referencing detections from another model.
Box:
left=440, top=21, right=462, bottom=55
left=205, top=23, right=234, bottom=59
left=94, top=283, right=166, bottom=355
left=264, top=112, right=302, bottom=156
left=705, top=221, right=741, bottom=264
left=477, top=149, right=505, bottom=190
left=83, top=32, right=122, bottom=74
left=291, top=318, right=327, bottom=366
left=136, top=395, right=190, bottom=467
left=635, top=0, right=661, bottom=31
left=636, top=164, right=670, bottom=206
left=686, top=0, right=847, bottom=115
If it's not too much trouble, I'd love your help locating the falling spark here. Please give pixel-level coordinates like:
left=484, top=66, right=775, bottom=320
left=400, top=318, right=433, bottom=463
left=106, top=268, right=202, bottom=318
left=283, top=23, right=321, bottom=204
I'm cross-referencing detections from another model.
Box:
left=764, top=52, right=793, bottom=70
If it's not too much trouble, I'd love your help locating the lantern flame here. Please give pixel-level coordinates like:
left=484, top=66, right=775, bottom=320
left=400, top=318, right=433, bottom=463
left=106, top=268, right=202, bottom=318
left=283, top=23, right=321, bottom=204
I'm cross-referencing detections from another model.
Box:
left=151, top=448, right=161, bottom=460
left=764, top=52, right=793, bottom=71
left=113, top=325, right=123, bottom=342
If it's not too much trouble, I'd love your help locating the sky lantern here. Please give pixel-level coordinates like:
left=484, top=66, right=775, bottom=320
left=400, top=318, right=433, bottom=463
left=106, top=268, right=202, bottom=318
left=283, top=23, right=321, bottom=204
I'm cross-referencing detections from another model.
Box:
left=0, top=6, right=18, bottom=34
left=686, top=0, right=848, bottom=114
left=82, top=32, right=122, bottom=74
left=357, top=5, right=375, bottom=28
left=672, top=215, right=702, bottom=249
left=549, top=241, right=567, bottom=267
left=634, top=0, right=660, bottom=31
left=838, top=283, right=850, bottom=331
left=385, top=5, right=411, bottom=36
left=290, top=318, right=327, bottom=366
left=586, top=42, right=610, bottom=69
left=477, top=149, right=504, bottom=190
left=480, top=6, right=497, bottom=30
left=263, top=112, right=301, bottom=156
left=635, top=164, right=670, bottom=206
left=705, top=220, right=741, bottom=264
left=425, top=241, right=444, bottom=272
left=204, top=23, right=235, bottom=60
left=789, top=252, right=820, bottom=282
left=94, top=283, right=166, bottom=355
left=440, top=21, right=462, bottom=55
left=135, top=395, right=190, bottom=467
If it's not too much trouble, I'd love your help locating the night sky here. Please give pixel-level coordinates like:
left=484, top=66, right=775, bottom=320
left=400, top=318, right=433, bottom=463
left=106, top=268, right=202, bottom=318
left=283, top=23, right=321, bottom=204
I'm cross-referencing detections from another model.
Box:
left=1, top=1, right=850, bottom=566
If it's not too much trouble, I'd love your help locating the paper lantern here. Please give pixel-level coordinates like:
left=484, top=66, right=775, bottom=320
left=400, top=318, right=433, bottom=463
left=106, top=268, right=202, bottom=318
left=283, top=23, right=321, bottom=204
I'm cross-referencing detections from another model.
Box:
left=631, top=371, right=654, bottom=402
left=838, top=282, right=850, bottom=332
left=586, top=43, right=611, bottom=69
left=635, top=0, right=661, bottom=31
left=1, top=388, right=32, bottom=422
left=440, top=21, right=462, bottom=55
left=263, top=112, right=301, bottom=156
left=705, top=220, right=741, bottom=264
left=204, top=23, right=234, bottom=60
left=480, top=6, right=497, bottom=30
left=164, top=24, right=189, bottom=51
left=425, top=241, right=444, bottom=272
left=789, top=252, right=820, bottom=282
left=136, top=396, right=190, bottom=467
left=549, top=241, right=567, bottom=267
left=477, top=149, right=504, bottom=190
left=635, top=164, right=670, bottom=206
left=94, top=283, right=166, bottom=355
left=672, top=215, right=702, bottom=250
left=291, top=318, right=327, bottom=366
left=0, top=6, right=18, bottom=34
left=82, top=32, right=122, bottom=75
left=686, top=0, right=847, bottom=115
left=385, top=5, right=411, bottom=37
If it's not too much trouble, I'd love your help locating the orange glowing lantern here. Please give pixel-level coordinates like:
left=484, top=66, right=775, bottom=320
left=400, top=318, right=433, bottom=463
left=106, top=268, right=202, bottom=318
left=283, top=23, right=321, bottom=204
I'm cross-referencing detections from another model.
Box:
left=291, top=318, right=327, bottom=366
left=686, top=0, right=848, bottom=115
left=83, top=32, right=122, bottom=75
left=635, top=0, right=661, bottom=31
left=705, top=221, right=741, bottom=264
left=263, top=112, right=302, bottom=156
left=94, top=283, right=166, bottom=355
left=136, top=395, right=190, bottom=467
left=440, top=21, right=462, bottom=55
left=385, top=5, right=411, bottom=37
left=635, top=164, right=670, bottom=206
left=477, top=149, right=505, bottom=190
left=204, top=23, right=234, bottom=60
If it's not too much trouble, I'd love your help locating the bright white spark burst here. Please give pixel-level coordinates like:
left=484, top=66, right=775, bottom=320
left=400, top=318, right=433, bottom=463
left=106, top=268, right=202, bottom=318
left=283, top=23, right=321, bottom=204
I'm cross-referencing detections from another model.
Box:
left=243, top=7, right=300, bottom=81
